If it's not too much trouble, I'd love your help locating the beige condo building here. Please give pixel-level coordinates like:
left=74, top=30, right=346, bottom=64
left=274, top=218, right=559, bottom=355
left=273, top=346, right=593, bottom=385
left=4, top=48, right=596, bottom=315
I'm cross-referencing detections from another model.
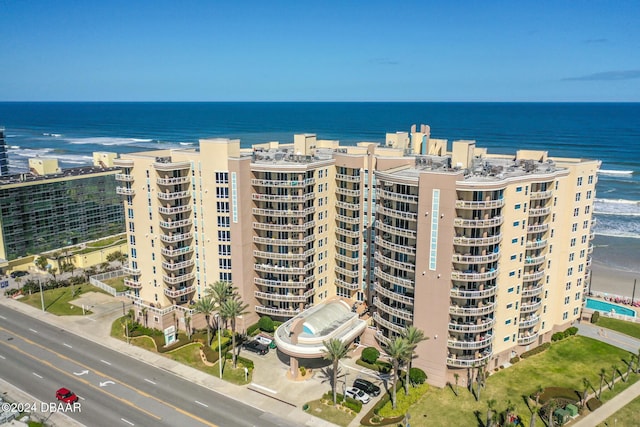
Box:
left=116, top=124, right=599, bottom=387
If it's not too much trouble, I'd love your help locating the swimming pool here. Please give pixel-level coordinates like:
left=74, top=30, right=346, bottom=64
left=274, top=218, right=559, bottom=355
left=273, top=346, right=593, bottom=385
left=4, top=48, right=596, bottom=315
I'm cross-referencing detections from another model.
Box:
left=585, top=298, right=637, bottom=317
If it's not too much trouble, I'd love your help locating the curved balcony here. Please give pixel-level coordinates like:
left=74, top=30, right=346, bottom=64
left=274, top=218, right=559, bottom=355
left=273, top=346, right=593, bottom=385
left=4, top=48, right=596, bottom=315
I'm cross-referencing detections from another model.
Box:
left=253, top=221, right=315, bottom=232
left=254, top=276, right=313, bottom=289
left=588, top=244, right=594, bottom=254
left=157, top=190, right=191, bottom=201
left=530, top=190, right=553, bottom=200
left=336, top=278, right=361, bottom=291
left=251, top=193, right=315, bottom=202
left=154, top=161, right=191, bottom=171
left=255, top=263, right=314, bottom=275
left=587, top=257, right=592, bottom=267
left=527, top=223, right=549, bottom=233
left=336, top=228, right=361, bottom=238
left=448, top=318, right=495, bottom=333
left=158, top=205, right=192, bottom=215
left=116, top=187, right=135, bottom=196
left=161, top=246, right=194, bottom=257
left=376, top=188, right=418, bottom=203
left=449, top=302, right=496, bottom=316
left=450, top=286, right=497, bottom=299
left=375, top=252, right=415, bottom=273
left=452, top=251, right=500, bottom=264
left=522, top=270, right=545, bottom=282
left=255, top=306, right=301, bottom=318
left=590, top=231, right=595, bottom=240
left=377, top=222, right=417, bottom=239
left=159, top=232, right=193, bottom=244
left=376, top=236, right=416, bottom=255
left=251, top=177, right=315, bottom=188
left=115, top=173, right=134, bottom=182
left=524, top=254, right=546, bottom=266
left=253, top=235, right=314, bottom=246
left=114, top=158, right=134, bottom=167
left=526, top=239, right=548, bottom=249
left=453, top=234, right=502, bottom=246
left=336, top=214, right=360, bottom=224
left=446, top=353, right=491, bottom=368
left=521, top=284, right=544, bottom=297
left=374, top=267, right=414, bottom=289
left=375, top=285, right=414, bottom=306
left=455, top=199, right=505, bottom=209
left=159, top=219, right=192, bottom=229
left=162, top=259, right=195, bottom=271
left=122, top=265, right=141, bottom=275
left=336, top=200, right=361, bottom=211
left=157, top=176, right=190, bottom=185
left=520, top=299, right=542, bottom=313
left=451, top=269, right=498, bottom=281
left=254, top=289, right=315, bottom=303
left=335, top=266, right=360, bottom=278
left=453, top=216, right=504, bottom=228
left=254, top=249, right=314, bottom=262
left=335, top=253, right=360, bottom=265
left=372, top=312, right=405, bottom=335
left=447, top=334, right=493, bottom=350
left=374, top=299, right=413, bottom=321
left=335, top=187, right=361, bottom=197
left=336, top=173, right=361, bottom=182
left=124, top=279, right=142, bottom=289
left=518, top=332, right=539, bottom=346
left=164, top=285, right=196, bottom=298
left=528, top=206, right=551, bottom=216
left=336, top=240, right=361, bottom=252
left=162, top=272, right=196, bottom=285
left=518, top=315, right=541, bottom=329
left=252, top=206, right=315, bottom=217
left=376, top=205, right=418, bottom=221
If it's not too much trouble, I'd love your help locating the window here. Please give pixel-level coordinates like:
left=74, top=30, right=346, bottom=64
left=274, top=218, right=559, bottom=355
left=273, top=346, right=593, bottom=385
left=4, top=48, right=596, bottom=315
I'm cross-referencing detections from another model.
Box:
left=217, top=216, right=230, bottom=227
left=504, top=336, right=510, bottom=342
left=510, top=254, right=516, bottom=260
left=508, top=287, right=514, bottom=293
left=573, top=307, right=580, bottom=316
left=583, top=220, right=589, bottom=229
left=505, top=319, right=512, bottom=325
left=513, top=221, right=520, bottom=227
left=585, top=206, right=590, bottom=214
left=577, top=177, right=583, bottom=186
left=588, top=175, right=593, bottom=184
left=564, top=296, right=570, bottom=304
left=506, top=303, right=513, bottom=309
left=566, top=282, right=571, bottom=290
left=515, top=203, right=521, bottom=210
left=568, top=267, right=573, bottom=276
left=582, top=235, right=588, bottom=244
left=580, top=249, right=585, bottom=258
left=575, top=193, right=581, bottom=202
left=216, top=187, right=229, bottom=198
left=218, top=245, right=231, bottom=256
left=573, top=208, right=580, bottom=217
left=572, top=223, right=578, bottom=232
left=509, top=271, right=515, bottom=277
left=215, top=172, right=229, bottom=184
left=218, top=230, right=231, bottom=241
left=575, top=292, right=581, bottom=300
left=512, top=238, right=518, bottom=244
left=570, top=238, right=576, bottom=247
left=516, top=186, right=522, bottom=192
left=587, top=190, right=592, bottom=199
left=569, top=253, right=574, bottom=262
left=563, top=312, right=568, bottom=320
left=219, top=259, right=232, bottom=270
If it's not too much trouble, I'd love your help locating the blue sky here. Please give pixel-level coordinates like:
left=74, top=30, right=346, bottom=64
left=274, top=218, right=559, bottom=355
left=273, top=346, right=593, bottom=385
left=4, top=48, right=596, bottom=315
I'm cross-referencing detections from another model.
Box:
left=1, top=1, right=638, bottom=101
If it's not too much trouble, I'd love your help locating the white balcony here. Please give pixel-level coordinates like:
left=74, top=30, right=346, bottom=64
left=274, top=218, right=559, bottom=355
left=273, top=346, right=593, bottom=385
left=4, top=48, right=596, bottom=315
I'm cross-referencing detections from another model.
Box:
left=255, top=305, right=300, bottom=317
left=116, top=187, right=135, bottom=196
left=449, top=302, right=496, bottom=316
left=455, top=199, right=505, bottom=209
left=253, top=277, right=313, bottom=289
left=254, top=289, right=315, bottom=303
left=373, top=299, right=413, bottom=321
left=376, top=188, right=418, bottom=203
left=161, top=246, right=194, bottom=257
left=157, top=190, right=191, bottom=201
left=518, top=332, right=539, bottom=345
left=448, top=318, right=495, bottom=333
left=157, top=176, right=190, bottom=185
left=158, top=205, right=192, bottom=215
left=162, top=272, right=196, bottom=285
left=159, top=232, right=193, bottom=243
left=153, top=161, right=191, bottom=171
left=372, top=312, right=405, bottom=334
left=164, top=285, right=196, bottom=298
left=451, top=269, right=498, bottom=281
left=159, top=218, right=192, bottom=229
left=124, top=279, right=142, bottom=289
left=526, top=239, right=548, bottom=249
left=251, top=177, right=315, bottom=188
left=453, top=216, right=504, bottom=228
left=453, top=234, right=502, bottom=246
left=375, top=285, right=414, bottom=305
left=374, top=267, right=414, bottom=289
left=522, top=270, right=545, bottom=282
left=446, top=353, right=491, bottom=368
left=375, top=205, right=418, bottom=221
left=518, top=315, right=541, bottom=328
left=527, top=223, right=549, bottom=233
left=452, top=251, right=500, bottom=264
left=450, top=286, right=497, bottom=299
left=336, top=278, right=361, bottom=291
left=447, top=334, right=493, bottom=350
left=115, top=173, right=134, bottom=182
left=530, top=190, right=553, bottom=200
left=161, top=259, right=195, bottom=271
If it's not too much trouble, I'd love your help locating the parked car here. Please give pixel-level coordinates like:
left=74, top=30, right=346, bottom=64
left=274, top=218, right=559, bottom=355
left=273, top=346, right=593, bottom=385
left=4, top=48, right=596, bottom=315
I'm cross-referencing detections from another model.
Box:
left=353, top=378, right=381, bottom=396
left=56, top=388, right=79, bottom=403
left=254, top=335, right=273, bottom=347
left=344, top=386, right=371, bottom=404
left=242, top=340, right=269, bottom=355
left=10, top=271, right=28, bottom=279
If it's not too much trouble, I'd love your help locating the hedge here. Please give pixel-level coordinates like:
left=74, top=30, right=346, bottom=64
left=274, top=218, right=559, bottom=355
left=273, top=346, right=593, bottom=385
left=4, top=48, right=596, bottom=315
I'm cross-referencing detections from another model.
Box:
left=521, top=342, right=551, bottom=358
left=361, top=347, right=380, bottom=364
left=591, top=311, right=600, bottom=323
left=321, top=391, right=362, bottom=413
left=356, top=358, right=392, bottom=374
left=586, top=397, right=603, bottom=411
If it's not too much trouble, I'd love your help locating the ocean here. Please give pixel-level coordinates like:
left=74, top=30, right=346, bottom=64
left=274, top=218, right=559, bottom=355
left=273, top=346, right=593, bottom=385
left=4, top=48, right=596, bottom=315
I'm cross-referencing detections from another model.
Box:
left=1, top=102, right=638, bottom=271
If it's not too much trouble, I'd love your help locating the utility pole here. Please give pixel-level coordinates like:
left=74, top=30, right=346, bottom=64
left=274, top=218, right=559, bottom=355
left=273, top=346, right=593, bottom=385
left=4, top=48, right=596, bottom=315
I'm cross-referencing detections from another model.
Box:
left=632, top=279, right=637, bottom=305
left=38, top=280, right=45, bottom=312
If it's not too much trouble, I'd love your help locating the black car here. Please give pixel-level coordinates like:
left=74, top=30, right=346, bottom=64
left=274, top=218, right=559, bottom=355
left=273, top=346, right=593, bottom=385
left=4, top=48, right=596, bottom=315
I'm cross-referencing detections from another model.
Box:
left=242, top=340, right=269, bottom=355
left=10, top=271, right=28, bottom=279
left=353, top=378, right=381, bottom=397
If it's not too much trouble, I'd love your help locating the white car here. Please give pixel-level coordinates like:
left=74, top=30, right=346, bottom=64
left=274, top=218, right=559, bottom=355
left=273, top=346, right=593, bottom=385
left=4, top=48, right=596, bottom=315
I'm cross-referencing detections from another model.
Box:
left=255, top=335, right=273, bottom=346
left=345, top=386, right=371, bottom=404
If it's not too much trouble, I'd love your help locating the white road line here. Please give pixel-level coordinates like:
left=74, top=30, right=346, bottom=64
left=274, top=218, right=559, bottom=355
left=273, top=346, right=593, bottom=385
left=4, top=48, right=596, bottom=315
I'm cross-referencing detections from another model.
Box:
left=33, top=372, right=43, bottom=379
left=144, top=378, right=156, bottom=385
left=29, top=328, right=38, bottom=333
left=250, top=383, right=277, bottom=394
left=0, top=355, right=5, bottom=360
left=78, top=395, right=86, bottom=401
left=63, top=343, right=73, bottom=348
left=120, top=418, right=134, bottom=426
left=0, top=315, right=6, bottom=320
left=195, top=400, right=208, bottom=408
left=100, top=359, right=112, bottom=366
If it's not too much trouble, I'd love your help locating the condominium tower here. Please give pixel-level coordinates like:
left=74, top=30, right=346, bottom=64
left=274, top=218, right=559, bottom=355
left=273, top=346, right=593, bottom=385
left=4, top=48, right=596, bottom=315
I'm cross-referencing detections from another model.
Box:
left=117, top=125, right=599, bottom=387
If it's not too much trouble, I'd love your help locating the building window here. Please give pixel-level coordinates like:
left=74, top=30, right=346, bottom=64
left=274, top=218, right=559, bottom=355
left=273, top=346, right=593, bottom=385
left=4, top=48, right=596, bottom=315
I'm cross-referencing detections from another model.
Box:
left=572, top=223, right=578, bottom=232
left=573, top=208, right=579, bottom=217
left=587, top=190, right=592, bottom=199
left=504, top=336, right=510, bottom=342
left=569, top=253, right=574, bottom=262
left=215, top=172, right=229, bottom=184
left=563, top=312, right=568, bottom=320
left=566, top=282, right=571, bottom=290
left=564, top=296, right=570, bottom=304
left=575, top=193, right=581, bottom=202
left=505, top=319, right=511, bottom=325
left=585, top=206, right=590, bottom=214
left=516, top=186, right=522, bottom=192
left=568, top=267, right=573, bottom=276
left=513, top=221, right=520, bottom=227
left=515, top=203, right=521, bottom=210
left=588, top=175, right=593, bottom=184
left=570, top=238, right=576, bottom=247
left=577, top=177, right=583, bottom=186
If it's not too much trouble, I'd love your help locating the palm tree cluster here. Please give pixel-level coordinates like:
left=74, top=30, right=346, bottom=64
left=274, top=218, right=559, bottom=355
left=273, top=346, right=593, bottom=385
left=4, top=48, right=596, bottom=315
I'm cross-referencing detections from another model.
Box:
left=385, top=326, right=428, bottom=409
left=193, top=281, right=248, bottom=369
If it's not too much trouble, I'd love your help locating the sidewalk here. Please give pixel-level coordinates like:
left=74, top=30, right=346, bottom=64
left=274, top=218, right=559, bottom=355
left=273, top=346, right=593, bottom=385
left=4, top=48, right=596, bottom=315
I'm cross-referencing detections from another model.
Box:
left=0, top=294, right=340, bottom=427
left=571, top=322, right=640, bottom=426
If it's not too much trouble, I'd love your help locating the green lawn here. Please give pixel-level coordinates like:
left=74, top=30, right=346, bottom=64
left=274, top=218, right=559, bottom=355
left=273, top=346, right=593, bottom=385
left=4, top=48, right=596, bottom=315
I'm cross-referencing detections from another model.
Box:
left=102, top=277, right=126, bottom=292
left=18, top=286, right=94, bottom=315
left=597, top=395, right=640, bottom=427
left=86, top=235, right=127, bottom=248
left=597, top=317, right=640, bottom=340
left=305, top=399, right=356, bottom=427
left=391, top=336, right=638, bottom=427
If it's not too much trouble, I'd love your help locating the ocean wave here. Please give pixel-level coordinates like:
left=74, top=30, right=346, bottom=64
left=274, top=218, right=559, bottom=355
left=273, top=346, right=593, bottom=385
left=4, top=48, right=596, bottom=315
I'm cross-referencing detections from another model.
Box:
left=65, top=137, right=153, bottom=146
left=593, top=213, right=640, bottom=239
left=598, top=169, right=634, bottom=176
left=594, top=198, right=640, bottom=216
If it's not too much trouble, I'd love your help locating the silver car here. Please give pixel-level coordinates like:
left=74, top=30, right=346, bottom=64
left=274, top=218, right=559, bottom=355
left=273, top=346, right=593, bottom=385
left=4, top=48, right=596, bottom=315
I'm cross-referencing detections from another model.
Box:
left=345, top=386, right=371, bottom=404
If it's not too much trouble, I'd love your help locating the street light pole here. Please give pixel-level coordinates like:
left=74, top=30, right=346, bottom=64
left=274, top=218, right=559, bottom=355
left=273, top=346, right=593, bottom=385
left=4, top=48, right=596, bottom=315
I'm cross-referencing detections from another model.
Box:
left=215, top=313, right=222, bottom=379
left=38, top=280, right=45, bottom=312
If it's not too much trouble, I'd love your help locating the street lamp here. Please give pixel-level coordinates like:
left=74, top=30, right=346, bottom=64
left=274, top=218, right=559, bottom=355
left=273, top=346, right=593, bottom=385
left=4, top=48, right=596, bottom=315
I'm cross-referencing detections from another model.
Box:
left=38, top=280, right=45, bottom=312
left=215, top=313, right=222, bottom=379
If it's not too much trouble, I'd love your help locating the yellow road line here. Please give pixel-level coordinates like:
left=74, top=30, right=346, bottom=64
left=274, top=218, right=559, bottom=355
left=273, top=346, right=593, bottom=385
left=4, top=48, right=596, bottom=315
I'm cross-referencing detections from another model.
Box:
left=0, top=326, right=218, bottom=427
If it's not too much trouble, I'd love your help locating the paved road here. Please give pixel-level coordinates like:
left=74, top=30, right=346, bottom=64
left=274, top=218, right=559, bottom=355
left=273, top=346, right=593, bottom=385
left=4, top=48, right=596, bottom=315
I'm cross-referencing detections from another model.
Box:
left=0, top=305, right=295, bottom=427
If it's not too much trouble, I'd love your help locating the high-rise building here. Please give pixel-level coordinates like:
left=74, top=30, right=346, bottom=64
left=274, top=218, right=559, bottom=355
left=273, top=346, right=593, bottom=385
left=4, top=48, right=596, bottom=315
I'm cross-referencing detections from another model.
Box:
left=0, top=128, right=9, bottom=176
left=117, top=125, right=599, bottom=386
left=0, top=152, right=125, bottom=266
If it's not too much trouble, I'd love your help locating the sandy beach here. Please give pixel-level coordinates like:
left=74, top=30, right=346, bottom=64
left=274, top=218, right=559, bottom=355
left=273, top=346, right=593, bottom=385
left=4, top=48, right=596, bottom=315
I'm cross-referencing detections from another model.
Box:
left=589, top=236, right=640, bottom=299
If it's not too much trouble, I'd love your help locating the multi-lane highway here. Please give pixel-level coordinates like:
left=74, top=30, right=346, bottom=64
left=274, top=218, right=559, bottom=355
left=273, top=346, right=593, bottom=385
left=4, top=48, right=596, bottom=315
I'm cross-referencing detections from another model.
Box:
left=0, top=306, right=297, bottom=427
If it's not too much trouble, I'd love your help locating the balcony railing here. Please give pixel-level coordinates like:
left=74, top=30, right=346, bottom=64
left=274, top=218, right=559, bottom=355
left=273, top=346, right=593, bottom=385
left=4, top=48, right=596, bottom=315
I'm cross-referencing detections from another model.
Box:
left=253, top=276, right=313, bottom=289
left=159, top=232, right=193, bottom=243
left=452, top=252, right=500, bottom=264
left=453, top=234, right=502, bottom=246
left=449, top=302, right=496, bottom=316
left=526, top=239, right=548, bottom=249
left=253, top=221, right=315, bottom=232
left=153, top=161, right=191, bottom=171
left=530, top=190, right=553, bottom=200
left=254, top=289, right=315, bottom=303
left=455, top=199, right=505, bottom=209
left=450, top=286, right=497, bottom=299
left=157, top=176, right=190, bottom=185
left=251, top=177, right=315, bottom=188
left=254, top=249, right=314, bottom=261
left=374, top=267, right=414, bottom=289
left=376, top=205, right=418, bottom=221
left=376, top=188, right=418, bottom=203
left=374, top=299, right=413, bottom=321
left=122, top=265, right=141, bottom=275
left=335, top=266, right=360, bottom=278
left=161, top=246, right=194, bottom=257
left=336, top=200, right=361, bottom=211
left=524, top=254, right=546, bottom=266
left=161, top=259, right=195, bottom=271
left=336, top=173, right=361, bottom=182
left=253, top=235, right=314, bottom=246
left=124, top=279, right=142, bottom=289
left=451, top=269, right=498, bottom=281
left=157, top=190, right=191, bottom=201
left=158, top=205, right=192, bottom=215
left=521, top=284, right=544, bottom=297
left=372, top=312, right=405, bottom=334
left=251, top=193, right=315, bottom=202
left=159, top=219, right=192, bottom=229
left=252, top=206, right=315, bottom=217
left=335, top=239, right=361, bottom=252
left=528, top=206, right=551, bottom=216
left=164, top=285, right=196, bottom=298
left=446, top=353, right=492, bottom=368
left=162, top=272, right=196, bottom=285
left=375, top=285, right=414, bottom=305
left=254, top=262, right=314, bottom=275
left=375, top=252, right=415, bottom=272
left=376, top=235, right=416, bottom=255
left=520, top=299, right=542, bottom=313
left=453, top=216, right=504, bottom=228
left=336, top=278, right=361, bottom=291
left=518, top=315, right=541, bottom=328
left=377, top=222, right=417, bottom=239
left=518, top=332, right=539, bottom=345
left=448, top=318, right=495, bottom=333
left=522, top=270, right=545, bottom=282
left=527, top=223, right=549, bottom=233
left=447, top=335, right=493, bottom=350
left=336, top=228, right=361, bottom=238
left=255, top=305, right=300, bottom=317
left=115, top=173, right=134, bottom=182
left=116, top=187, right=135, bottom=195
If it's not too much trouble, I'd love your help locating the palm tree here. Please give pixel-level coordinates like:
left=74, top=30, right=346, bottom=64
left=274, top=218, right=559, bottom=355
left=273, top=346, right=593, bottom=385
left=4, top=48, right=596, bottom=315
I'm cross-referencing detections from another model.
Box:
left=599, top=368, right=607, bottom=398
left=546, top=399, right=558, bottom=427
left=504, top=399, right=515, bottom=426
left=530, top=399, right=540, bottom=427
left=453, top=373, right=460, bottom=396
left=384, top=336, right=411, bottom=410
left=205, top=281, right=236, bottom=305
left=401, top=326, right=427, bottom=395
left=625, top=355, right=634, bottom=381
left=486, top=398, right=496, bottom=427
left=581, top=377, right=591, bottom=408
left=611, top=364, right=618, bottom=390
left=184, top=314, right=192, bottom=340
left=636, top=348, right=640, bottom=373
left=220, top=297, right=249, bottom=368
left=193, top=298, right=216, bottom=346
left=322, top=338, right=349, bottom=405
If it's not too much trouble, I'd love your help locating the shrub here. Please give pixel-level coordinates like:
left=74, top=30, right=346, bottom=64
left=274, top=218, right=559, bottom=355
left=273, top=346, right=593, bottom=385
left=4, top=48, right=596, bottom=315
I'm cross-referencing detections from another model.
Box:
left=409, top=367, right=427, bottom=385
left=521, top=342, right=551, bottom=358
left=342, top=396, right=362, bottom=413
left=586, top=397, right=603, bottom=411
left=246, top=322, right=260, bottom=336
left=361, top=347, right=380, bottom=364
left=591, top=311, right=600, bottom=323
left=552, top=332, right=565, bottom=342
left=510, top=356, right=520, bottom=364
left=258, top=316, right=275, bottom=333
left=564, top=326, right=578, bottom=337
left=300, top=366, right=307, bottom=376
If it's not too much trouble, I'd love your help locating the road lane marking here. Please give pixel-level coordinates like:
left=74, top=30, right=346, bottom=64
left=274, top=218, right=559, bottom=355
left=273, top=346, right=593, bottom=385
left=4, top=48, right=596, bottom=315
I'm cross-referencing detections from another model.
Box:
left=63, top=343, right=73, bottom=348
left=0, top=327, right=217, bottom=426
left=195, top=400, right=208, bottom=407
left=100, top=359, right=112, bottom=365
left=144, top=378, right=156, bottom=385
left=29, top=328, right=38, bottom=333
left=0, top=315, right=6, bottom=320
left=33, top=372, right=43, bottom=379
left=0, top=355, right=5, bottom=360
left=74, top=370, right=89, bottom=376
left=121, top=418, right=134, bottom=426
